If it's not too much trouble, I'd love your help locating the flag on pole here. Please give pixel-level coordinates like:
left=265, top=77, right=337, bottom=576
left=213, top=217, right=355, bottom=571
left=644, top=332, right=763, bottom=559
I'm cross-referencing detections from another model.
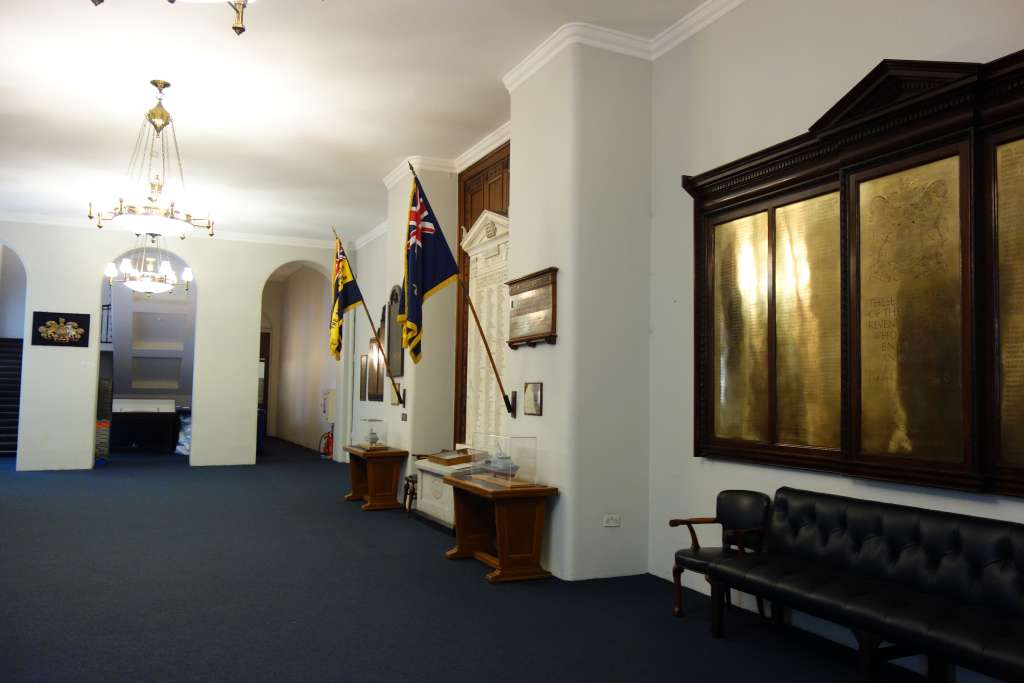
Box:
left=329, top=237, right=363, bottom=360
left=398, top=176, right=459, bottom=363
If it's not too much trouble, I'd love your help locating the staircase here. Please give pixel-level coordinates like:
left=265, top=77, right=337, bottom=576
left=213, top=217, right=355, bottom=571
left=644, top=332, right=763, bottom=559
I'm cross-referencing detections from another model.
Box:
left=0, top=338, right=23, bottom=457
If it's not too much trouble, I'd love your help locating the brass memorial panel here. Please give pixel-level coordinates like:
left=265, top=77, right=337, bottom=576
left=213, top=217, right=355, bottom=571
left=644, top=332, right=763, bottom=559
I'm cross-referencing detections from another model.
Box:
left=776, top=193, right=841, bottom=448
left=998, top=138, right=1024, bottom=465
left=713, top=212, right=770, bottom=441
left=859, top=156, right=962, bottom=461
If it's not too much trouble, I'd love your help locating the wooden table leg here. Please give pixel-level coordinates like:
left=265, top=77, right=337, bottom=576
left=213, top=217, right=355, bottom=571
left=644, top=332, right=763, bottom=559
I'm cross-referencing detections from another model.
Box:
left=446, top=487, right=494, bottom=560
left=345, top=456, right=368, bottom=503
left=486, top=496, right=551, bottom=582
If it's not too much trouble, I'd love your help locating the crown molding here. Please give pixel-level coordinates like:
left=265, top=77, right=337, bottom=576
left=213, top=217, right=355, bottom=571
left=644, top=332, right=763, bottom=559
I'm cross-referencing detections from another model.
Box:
left=502, top=0, right=747, bottom=92
left=382, top=155, right=458, bottom=190
left=503, top=23, right=650, bottom=93
left=354, top=219, right=388, bottom=250
left=650, top=0, right=747, bottom=59
left=455, top=121, right=511, bottom=172
left=213, top=229, right=334, bottom=251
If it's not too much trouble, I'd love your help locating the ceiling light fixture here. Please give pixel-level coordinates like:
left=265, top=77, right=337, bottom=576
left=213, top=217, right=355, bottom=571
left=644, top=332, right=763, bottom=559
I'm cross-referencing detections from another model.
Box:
left=88, top=1, right=250, bottom=36
left=104, top=233, right=194, bottom=297
left=89, top=80, right=214, bottom=239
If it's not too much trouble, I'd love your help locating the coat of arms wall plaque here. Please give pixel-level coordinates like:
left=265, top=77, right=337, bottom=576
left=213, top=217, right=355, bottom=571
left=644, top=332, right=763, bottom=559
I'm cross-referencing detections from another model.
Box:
left=31, top=312, right=90, bottom=348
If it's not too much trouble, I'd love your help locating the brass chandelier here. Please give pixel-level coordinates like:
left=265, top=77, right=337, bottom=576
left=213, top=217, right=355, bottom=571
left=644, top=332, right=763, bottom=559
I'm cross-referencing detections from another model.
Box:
left=104, top=233, right=194, bottom=296
left=88, top=79, right=214, bottom=239
left=89, top=1, right=250, bottom=36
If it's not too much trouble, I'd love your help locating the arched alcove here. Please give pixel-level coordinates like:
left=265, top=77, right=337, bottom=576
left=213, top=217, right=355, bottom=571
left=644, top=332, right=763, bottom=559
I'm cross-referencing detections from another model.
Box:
left=97, top=245, right=197, bottom=466
left=259, top=260, right=334, bottom=457
left=0, top=242, right=27, bottom=460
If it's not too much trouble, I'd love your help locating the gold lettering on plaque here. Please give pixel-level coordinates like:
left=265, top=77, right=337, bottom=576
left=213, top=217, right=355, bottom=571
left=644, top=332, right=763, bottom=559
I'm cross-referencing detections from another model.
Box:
left=859, top=156, right=962, bottom=461
left=998, top=138, right=1024, bottom=464
left=713, top=212, right=770, bottom=442
left=776, top=193, right=841, bottom=448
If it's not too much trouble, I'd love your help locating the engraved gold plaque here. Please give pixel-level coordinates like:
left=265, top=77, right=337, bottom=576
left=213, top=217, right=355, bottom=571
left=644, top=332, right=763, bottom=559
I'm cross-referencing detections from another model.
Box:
left=776, top=193, right=841, bottom=448
left=858, top=156, right=962, bottom=461
left=997, top=138, right=1024, bottom=464
left=713, top=212, right=770, bottom=441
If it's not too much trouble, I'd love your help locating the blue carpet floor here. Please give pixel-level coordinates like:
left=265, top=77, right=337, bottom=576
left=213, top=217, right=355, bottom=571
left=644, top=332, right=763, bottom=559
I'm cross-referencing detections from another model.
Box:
left=0, top=439, right=923, bottom=682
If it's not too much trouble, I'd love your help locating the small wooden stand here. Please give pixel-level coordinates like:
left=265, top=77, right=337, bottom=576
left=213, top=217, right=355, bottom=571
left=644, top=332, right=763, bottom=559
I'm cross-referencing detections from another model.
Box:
left=443, top=474, right=558, bottom=583
left=343, top=445, right=408, bottom=511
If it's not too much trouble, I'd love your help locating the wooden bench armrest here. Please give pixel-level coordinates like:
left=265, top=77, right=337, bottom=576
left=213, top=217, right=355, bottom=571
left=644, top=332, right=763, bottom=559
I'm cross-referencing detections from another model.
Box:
left=669, top=517, right=717, bottom=551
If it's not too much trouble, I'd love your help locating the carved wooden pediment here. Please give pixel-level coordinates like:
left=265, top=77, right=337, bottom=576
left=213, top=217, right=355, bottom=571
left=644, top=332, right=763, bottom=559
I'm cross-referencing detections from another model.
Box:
left=810, top=58, right=981, bottom=135
left=461, top=209, right=509, bottom=257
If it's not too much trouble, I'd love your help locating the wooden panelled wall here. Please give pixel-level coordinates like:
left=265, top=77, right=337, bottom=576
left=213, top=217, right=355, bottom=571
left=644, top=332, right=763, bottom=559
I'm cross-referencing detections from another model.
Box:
left=454, top=142, right=511, bottom=444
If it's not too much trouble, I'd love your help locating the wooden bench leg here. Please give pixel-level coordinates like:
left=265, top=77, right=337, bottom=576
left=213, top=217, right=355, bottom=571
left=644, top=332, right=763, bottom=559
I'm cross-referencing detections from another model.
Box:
left=927, top=656, right=953, bottom=683
left=672, top=565, right=684, bottom=617
left=710, top=581, right=725, bottom=638
left=854, top=631, right=881, bottom=683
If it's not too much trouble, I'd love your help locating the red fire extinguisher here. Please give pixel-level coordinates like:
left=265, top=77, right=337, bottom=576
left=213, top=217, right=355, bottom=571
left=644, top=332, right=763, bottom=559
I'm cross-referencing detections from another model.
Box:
left=319, top=425, right=334, bottom=460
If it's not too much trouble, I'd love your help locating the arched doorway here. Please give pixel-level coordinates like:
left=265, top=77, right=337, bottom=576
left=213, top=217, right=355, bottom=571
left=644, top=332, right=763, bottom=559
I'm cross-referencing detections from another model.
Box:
left=97, top=242, right=197, bottom=466
left=259, top=261, right=333, bottom=459
left=0, top=243, right=26, bottom=461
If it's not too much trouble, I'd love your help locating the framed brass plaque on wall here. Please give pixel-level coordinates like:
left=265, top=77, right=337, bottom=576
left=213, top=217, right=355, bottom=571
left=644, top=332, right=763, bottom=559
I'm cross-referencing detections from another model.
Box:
left=854, top=153, right=965, bottom=463
left=682, top=51, right=1024, bottom=494
left=712, top=212, right=770, bottom=442
left=997, top=136, right=1024, bottom=465
left=775, top=193, right=841, bottom=449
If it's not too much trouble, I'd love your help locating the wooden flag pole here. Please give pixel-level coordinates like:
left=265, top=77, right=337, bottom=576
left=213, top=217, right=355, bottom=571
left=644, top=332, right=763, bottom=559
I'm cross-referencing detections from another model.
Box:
left=406, top=163, right=515, bottom=418
left=332, top=227, right=404, bottom=407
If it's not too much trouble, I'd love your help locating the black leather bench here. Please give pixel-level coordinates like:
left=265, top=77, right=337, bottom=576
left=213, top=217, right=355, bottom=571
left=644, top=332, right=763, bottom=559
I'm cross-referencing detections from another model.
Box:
left=704, top=487, right=1024, bottom=682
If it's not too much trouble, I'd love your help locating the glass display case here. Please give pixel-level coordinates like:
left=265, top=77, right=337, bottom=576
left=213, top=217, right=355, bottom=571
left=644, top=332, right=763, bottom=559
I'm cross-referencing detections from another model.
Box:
left=354, top=418, right=388, bottom=450
left=463, top=432, right=538, bottom=487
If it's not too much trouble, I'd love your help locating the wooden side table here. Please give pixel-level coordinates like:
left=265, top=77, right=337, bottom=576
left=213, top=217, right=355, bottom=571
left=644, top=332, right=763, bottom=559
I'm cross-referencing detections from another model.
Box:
left=442, top=474, right=558, bottom=583
left=343, top=446, right=408, bottom=511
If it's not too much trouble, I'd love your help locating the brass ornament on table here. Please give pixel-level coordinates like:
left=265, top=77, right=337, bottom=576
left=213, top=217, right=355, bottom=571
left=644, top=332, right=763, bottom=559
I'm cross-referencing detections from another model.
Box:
left=997, top=137, right=1024, bottom=464
left=775, top=192, right=841, bottom=449
left=858, top=156, right=962, bottom=461
left=712, top=211, right=770, bottom=442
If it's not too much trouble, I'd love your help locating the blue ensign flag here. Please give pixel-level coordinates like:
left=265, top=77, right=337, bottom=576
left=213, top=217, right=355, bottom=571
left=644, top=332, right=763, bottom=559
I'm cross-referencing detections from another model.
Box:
left=397, top=176, right=459, bottom=363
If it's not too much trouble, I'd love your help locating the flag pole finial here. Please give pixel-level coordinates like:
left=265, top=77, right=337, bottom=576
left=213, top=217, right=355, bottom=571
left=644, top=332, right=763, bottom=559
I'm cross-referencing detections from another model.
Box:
left=407, top=160, right=418, bottom=178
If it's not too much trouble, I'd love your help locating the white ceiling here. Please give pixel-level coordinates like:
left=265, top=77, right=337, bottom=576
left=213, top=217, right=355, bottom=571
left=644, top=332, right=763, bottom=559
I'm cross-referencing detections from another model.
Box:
left=0, top=0, right=703, bottom=243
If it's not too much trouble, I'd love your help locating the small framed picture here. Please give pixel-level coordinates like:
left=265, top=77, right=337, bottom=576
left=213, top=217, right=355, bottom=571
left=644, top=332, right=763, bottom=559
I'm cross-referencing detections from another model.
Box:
left=359, top=355, right=368, bottom=401
left=32, top=312, right=90, bottom=347
left=524, top=382, right=543, bottom=416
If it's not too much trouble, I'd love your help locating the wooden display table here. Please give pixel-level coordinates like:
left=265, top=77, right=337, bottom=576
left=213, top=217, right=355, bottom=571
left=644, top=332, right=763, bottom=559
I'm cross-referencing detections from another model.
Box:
left=443, top=474, right=558, bottom=583
left=343, top=445, right=408, bottom=511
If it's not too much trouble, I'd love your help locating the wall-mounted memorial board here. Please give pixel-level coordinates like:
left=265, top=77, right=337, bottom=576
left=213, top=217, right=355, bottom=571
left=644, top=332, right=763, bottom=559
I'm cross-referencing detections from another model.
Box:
left=506, top=267, right=557, bottom=349
left=684, top=49, right=1024, bottom=495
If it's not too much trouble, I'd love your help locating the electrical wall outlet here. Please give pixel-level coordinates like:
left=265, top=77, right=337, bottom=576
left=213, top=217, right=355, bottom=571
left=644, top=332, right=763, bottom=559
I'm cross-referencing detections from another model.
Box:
left=603, top=514, right=621, bottom=528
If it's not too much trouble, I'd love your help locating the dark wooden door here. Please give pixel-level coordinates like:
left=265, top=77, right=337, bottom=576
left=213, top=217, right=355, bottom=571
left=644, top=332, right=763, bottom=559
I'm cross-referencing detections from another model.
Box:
left=454, top=142, right=510, bottom=444
left=259, top=332, right=270, bottom=409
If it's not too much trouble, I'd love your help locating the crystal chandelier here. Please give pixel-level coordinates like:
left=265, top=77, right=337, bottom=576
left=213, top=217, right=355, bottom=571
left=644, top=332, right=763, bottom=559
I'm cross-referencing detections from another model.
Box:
left=89, top=80, right=214, bottom=239
left=103, top=233, right=194, bottom=296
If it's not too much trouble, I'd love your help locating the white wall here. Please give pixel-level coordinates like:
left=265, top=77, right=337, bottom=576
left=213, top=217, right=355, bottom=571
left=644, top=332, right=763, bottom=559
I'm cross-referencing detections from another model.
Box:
left=648, top=0, right=1024, bottom=678
left=0, top=244, right=26, bottom=338
left=0, top=221, right=333, bottom=470
left=261, top=280, right=283, bottom=436
left=276, top=265, right=335, bottom=451
left=510, top=44, right=652, bottom=580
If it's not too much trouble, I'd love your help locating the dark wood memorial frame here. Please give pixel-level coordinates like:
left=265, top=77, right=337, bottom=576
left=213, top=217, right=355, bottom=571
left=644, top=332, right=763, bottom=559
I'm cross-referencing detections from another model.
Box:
left=683, top=49, right=1024, bottom=495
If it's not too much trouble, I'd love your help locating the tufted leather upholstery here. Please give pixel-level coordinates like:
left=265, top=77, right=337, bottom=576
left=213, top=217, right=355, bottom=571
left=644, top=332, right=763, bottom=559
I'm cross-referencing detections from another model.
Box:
left=708, top=487, right=1024, bottom=680
left=717, top=489, right=772, bottom=549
